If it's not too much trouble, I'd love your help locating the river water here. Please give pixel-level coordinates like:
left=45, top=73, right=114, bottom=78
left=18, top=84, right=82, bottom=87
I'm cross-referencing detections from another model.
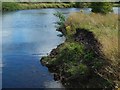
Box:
left=1, top=7, right=119, bottom=88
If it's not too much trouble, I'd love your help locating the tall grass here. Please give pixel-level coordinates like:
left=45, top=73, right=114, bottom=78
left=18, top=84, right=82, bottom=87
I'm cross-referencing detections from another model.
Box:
left=65, top=12, right=119, bottom=65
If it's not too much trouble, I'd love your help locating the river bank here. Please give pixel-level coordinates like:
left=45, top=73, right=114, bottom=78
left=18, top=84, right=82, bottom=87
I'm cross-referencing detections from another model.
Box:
left=2, top=2, right=73, bottom=11
left=41, top=12, right=119, bottom=88
left=2, top=2, right=119, bottom=12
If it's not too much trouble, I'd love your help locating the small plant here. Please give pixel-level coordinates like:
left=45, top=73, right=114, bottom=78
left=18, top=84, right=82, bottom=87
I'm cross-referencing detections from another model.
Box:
left=53, top=11, right=66, bottom=29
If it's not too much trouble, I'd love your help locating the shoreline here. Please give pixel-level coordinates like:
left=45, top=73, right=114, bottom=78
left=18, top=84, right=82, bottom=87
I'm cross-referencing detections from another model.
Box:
left=40, top=12, right=119, bottom=88
left=2, top=3, right=74, bottom=11
left=40, top=28, right=115, bottom=88
left=2, top=2, right=119, bottom=12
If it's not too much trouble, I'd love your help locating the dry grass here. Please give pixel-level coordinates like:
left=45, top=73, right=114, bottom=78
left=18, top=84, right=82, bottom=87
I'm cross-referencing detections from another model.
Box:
left=65, top=12, right=119, bottom=66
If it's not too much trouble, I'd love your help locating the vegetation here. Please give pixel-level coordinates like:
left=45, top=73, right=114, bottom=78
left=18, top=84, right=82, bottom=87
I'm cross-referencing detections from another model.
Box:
left=54, top=11, right=66, bottom=29
left=19, top=3, right=72, bottom=9
left=42, top=10, right=119, bottom=88
left=91, top=2, right=113, bottom=14
left=65, top=12, right=118, bottom=64
left=2, top=2, right=20, bottom=11
left=65, top=12, right=119, bottom=87
left=2, top=2, right=92, bottom=11
left=74, top=2, right=91, bottom=8
left=2, top=2, right=72, bottom=11
left=2, top=2, right=118, bottom=12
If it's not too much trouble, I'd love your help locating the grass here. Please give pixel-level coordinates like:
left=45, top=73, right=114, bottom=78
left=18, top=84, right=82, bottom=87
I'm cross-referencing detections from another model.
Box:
left=65, top=12, right=119, bottom=65
left=19, top=3, right=72, bottom=9
left=64, top=12, right=119, bottom=87
left=2, top=2, right=119, bottom=12
left=2, top=2, right=72, bottom=11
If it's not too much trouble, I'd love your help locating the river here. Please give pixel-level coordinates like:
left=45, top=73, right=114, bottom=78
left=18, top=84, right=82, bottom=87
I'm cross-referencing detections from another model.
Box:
left=1, top=7, right=119, bottom=88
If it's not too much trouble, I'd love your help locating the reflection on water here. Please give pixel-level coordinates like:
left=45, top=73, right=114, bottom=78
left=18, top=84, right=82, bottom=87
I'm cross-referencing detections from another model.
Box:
left=2, top=7, right=119, bottom=88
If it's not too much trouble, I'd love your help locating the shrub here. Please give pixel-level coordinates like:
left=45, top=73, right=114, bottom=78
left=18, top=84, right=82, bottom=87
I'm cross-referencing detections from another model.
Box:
left=91, top=2, right=113, bottom=14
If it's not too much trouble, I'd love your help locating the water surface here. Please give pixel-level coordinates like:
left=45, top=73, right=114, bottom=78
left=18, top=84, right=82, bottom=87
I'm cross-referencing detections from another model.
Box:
left=2, top=8, right=82, bottom=88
